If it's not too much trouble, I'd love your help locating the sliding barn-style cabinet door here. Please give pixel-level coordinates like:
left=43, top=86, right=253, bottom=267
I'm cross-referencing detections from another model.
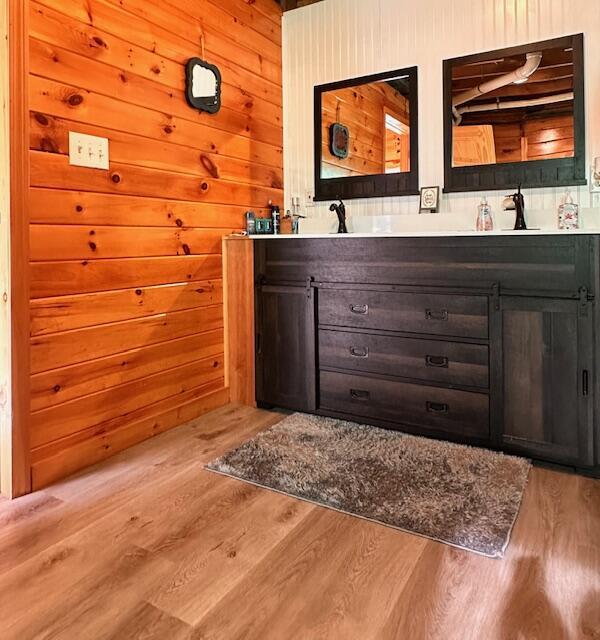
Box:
left=255, top=283, right=316, bottom=412
left=500, top=296, right=594, bottom=467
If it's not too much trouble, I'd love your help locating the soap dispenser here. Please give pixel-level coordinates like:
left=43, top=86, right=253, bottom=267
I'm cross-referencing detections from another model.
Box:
left=558, top=190, right=579, bottom=230
left=476, top=196, right=494, bottom=231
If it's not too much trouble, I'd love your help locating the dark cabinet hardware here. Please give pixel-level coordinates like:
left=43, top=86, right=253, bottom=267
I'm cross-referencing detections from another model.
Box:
left=349, top=346, right=369, bottom=358
left=425, top=309, right=449, bottom=321
left=306, top=277, right=314, bottom=299
left=350, top=304, right=369, bottom=315
left=491, top=283, right=500, bottom=311
left=582, top=369, right=589, bottom=396
left=426, top=401, right=450, bottom=414
left=350, top=389, right=370, bottom=401
left=425, top=355, right=449, bottom=368
left=256, top=333, right=262, bottom=356
left=578, top=286, right=589, bottom=317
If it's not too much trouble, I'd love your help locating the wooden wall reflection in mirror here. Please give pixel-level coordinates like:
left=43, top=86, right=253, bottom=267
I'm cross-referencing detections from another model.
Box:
left=314, top=67, right=419, bottom=201
left=443, top=34, right=585, bottom=193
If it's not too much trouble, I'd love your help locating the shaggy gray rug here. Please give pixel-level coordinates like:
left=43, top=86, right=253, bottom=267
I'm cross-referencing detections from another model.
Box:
left=206, top=413, right=531, bottom=558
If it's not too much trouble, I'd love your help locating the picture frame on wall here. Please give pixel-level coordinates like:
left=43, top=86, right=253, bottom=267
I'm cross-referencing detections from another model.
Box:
left=419, top=186, right=440, bottom=213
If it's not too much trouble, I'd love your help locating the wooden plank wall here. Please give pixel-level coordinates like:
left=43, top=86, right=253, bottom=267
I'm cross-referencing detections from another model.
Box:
left=494, top=114, right=575, bottom=163
left=27, top=0, right=283, bottom=489
left=321, top=83, right=409, bottom=178
left=453, top=115, right=575, bottom=166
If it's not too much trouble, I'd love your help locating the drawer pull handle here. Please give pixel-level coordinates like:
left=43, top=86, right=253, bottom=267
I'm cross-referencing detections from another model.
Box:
left=350, top=388, right=370, bottom=401
left=350, top=304, right=369, bottom=315
left=350, top=346, right=369, bottom=358
left=425, top=309, right=448, bottom=321
left=425, top=355, right=449, bottom=368
left=426, top=401, right=449, bottom=414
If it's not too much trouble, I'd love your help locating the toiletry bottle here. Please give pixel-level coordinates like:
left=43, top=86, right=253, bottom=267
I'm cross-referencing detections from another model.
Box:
left=270, top=204, right=280, bottom=235
left=245, top=210, right=256, bottom=235
left=476, top=196, right=494, bottom=231
left=558, top=190, right=579, bottom=230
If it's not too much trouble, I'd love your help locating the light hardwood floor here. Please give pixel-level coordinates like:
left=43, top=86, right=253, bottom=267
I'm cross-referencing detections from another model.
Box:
left=0, top=404, right=598, bottom=639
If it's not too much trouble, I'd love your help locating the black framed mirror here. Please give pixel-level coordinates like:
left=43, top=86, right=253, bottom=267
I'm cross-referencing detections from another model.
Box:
left=314, top=67, right=419, bottom=201
left=443, top=34, right=585, bottom=193
left=185, top=58, right=222, bottom=114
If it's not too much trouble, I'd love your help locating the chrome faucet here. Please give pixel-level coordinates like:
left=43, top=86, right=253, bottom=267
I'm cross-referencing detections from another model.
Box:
left=329, top=199, right=348, bottom=234
left=288, top=197, right=306, bottom=234
left=291, top=212, right=306, bottom=234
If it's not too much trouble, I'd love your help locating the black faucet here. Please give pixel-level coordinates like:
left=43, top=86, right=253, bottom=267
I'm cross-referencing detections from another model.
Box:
left=512, top=185, right=527, bottom=230
left=329, top=199, right=348, bottom=234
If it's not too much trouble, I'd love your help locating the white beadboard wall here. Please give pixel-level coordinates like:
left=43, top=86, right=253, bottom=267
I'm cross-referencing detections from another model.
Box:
left=282, top=0, right=600, bottom=220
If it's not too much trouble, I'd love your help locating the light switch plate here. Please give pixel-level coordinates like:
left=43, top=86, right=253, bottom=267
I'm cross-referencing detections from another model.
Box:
left=69, top=132, right=109, bottom=170
left=591, top=166, right=600, bottom=193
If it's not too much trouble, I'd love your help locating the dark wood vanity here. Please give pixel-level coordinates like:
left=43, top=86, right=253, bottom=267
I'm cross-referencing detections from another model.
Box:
left=254, top=234, right=599, bottom=475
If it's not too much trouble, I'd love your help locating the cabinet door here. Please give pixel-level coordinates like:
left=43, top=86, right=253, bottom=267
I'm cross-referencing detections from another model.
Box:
left=500, top=296, right=593, bottom=466
left=255, top=284, right=316, bottom=412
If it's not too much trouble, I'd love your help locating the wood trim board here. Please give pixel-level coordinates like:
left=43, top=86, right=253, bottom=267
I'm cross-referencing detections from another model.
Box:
left=2, top=0, right=32, bottom=498
left=224, top=236, right=255, bottom=406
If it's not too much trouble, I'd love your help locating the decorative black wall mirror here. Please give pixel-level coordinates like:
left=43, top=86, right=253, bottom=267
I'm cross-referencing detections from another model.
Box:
left=443, top=34, right=585, bottom=193
left=185, top=58, right=222, bottom=114
left=314, top=66, right=419, bottom=201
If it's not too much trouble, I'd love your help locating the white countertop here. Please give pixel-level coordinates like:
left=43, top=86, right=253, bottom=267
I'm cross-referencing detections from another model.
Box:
left=247, top=210, right=600, bottom=239
left=250, top=228, right=600, bottom=239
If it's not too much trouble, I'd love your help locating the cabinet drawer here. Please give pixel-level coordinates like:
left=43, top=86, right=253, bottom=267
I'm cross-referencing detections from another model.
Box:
left=319, top=330, right=489, bottom=388
left=319, top=371, right=489, bottom=439
left=318, top=289, right=488, bottom=339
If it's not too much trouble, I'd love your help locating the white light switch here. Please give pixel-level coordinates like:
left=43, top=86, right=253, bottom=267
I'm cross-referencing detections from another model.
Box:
left=592, top=158, right=600, bottom=193
left=69, top=132, right=109, bottom=170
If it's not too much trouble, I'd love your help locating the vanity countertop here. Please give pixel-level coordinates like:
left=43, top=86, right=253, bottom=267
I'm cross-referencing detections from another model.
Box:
left=249, top=228, right=600, bottom=239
